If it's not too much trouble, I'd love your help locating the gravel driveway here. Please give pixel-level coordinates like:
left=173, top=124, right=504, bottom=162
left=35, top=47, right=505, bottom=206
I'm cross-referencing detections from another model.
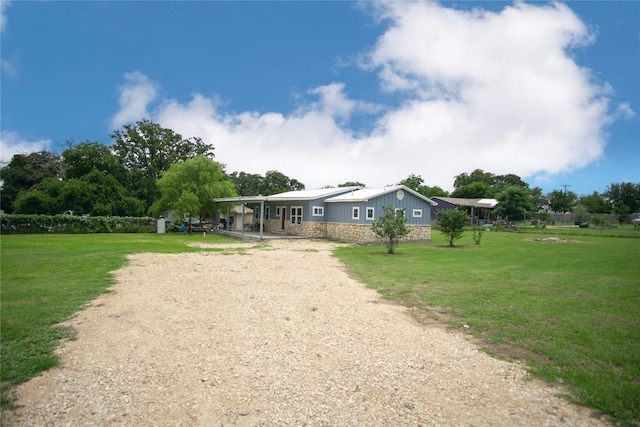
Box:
left=3, top=239, right=609, bottom=426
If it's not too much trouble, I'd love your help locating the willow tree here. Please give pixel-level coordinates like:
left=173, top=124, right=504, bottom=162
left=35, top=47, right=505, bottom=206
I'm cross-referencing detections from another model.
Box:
left=150, top=156, right=236, bottom=228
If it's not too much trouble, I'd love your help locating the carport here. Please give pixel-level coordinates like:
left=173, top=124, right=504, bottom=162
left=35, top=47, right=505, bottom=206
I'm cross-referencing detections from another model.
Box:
left=213, top=196, right=267, bottom=239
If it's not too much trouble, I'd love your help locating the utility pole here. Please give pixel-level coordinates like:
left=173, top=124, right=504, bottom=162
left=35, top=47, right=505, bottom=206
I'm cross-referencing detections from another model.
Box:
left=560, top=184, right=571, bottom=194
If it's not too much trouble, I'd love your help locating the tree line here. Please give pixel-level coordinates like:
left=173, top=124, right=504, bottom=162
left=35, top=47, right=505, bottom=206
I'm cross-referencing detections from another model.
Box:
left=1, top=121, right=638, bottom=223
left=0, top=120, right=304, bottom=219
left=397, top=171, right=639, bottom=223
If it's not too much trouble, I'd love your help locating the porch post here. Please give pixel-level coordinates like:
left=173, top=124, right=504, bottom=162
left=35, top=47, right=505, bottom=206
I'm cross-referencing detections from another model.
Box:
left=260, top=200, right=265, bottom=239
left=241, top=203, right=245, bottom=235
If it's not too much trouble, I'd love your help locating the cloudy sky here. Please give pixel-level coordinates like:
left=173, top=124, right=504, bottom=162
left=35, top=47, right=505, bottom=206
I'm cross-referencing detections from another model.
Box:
left=1, top=1, right=638, bottom=195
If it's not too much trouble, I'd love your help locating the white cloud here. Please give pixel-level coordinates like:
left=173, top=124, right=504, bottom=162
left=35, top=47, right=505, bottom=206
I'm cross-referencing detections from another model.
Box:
left=614, top=102, right=635, bottom=120
left=0, top=0, right=10, bottom=32
left=111, top=2, right=615, bottom=191
left=0, top=130, right=51, bottom=164
left=1, top=58, right=17, bottom=78
left=110, top=71, right=158, bottom=129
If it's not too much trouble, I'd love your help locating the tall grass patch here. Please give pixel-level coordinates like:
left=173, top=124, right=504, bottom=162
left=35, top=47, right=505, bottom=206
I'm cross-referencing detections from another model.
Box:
left=335, top=232, right=640, bottom=425
left=0, top=233, right=237, bottom=407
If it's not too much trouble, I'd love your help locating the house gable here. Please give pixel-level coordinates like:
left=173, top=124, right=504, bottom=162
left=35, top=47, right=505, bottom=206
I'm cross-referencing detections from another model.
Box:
left=325, top=185, right=436, bottom=225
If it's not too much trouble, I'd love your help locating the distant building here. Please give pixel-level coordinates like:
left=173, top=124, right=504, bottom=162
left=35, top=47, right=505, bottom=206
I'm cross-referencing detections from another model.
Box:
left=430, top=197, right=499, bottom=226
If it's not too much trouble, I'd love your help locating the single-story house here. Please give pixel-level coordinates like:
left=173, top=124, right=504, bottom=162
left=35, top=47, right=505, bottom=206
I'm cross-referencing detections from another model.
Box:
left=430, top=197, right=499, bottom=225
left=213, top=185, right=437, bottom=243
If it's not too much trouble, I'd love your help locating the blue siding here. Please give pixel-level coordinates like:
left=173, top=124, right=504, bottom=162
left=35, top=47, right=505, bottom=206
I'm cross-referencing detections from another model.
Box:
left=265, top=199, right=330, bottom=223
left=326, top=192, right=432, bottom=225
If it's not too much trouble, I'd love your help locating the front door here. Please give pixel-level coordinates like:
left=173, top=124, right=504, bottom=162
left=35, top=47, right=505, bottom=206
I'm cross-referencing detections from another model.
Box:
left=280, top=207, right=286, bottom=230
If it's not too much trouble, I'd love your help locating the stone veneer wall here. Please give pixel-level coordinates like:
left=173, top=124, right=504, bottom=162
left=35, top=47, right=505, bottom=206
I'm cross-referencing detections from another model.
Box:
left=262, top=219, right=431, bottom=243
left=263, top=219, right=326, bottom=238
left=327, top=223, right=431, bottom=244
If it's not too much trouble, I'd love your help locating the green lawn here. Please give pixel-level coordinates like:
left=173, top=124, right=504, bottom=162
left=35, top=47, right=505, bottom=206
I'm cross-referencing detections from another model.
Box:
left=517, top=222, right=640, bottom=238
left=2, top=232, right=638, bottom=425
left=335, top=231, right=640, bottom=425
left=0, top=233, right=238, bottom=407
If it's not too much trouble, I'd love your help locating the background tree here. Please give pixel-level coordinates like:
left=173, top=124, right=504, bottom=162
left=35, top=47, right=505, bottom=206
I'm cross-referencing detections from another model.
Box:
left=493, top=173, right=529, bottom=191
left=110, top=120, right=215, bottom=208
left=11, top=170, right=146, bottom=216
left=493, top=186, right=535, bottom=221
left=547, top=190, right=578, bottom=214
left=529, top=187, right=548, bottom=212
left=573, top=204, right=588, bottom=223
left=453, top=169, right=495, bottom=189
left=370, top=205, right=409, bottom=254
left=259, top=170, right=305, bottom=195
left=62, top=141, right=125, bottom=180
left=420, top=185, right=448, bottom=198
left=603, top=182, right=640, bottom=219
left=578, top=192, right=610, bottom=214
left=150, top=156, right=236, bottom=228
left=338, top=181, right=365, bottom=187
left=13, top=189, right=59, bottom=214
left=58, top=179, right=96, bottom=215
left=399, top=174, right=425, bottom=192
left=451, top=181, right=493, bottom=198
left=451, top=169, right=528, bottom=199
left=399, top=174, right=448, bottom=198
left=437, top=208, right=468, bottom=247
left=0, top=151, right=64, bottom=213
left=229, top=171, right=264, bottom=196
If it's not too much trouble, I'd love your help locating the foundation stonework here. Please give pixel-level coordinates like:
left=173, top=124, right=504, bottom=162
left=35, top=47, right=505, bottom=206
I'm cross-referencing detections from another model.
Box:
left=260, top=220, right=430, bottom=244
left=261, top=219, right=430, bottom=243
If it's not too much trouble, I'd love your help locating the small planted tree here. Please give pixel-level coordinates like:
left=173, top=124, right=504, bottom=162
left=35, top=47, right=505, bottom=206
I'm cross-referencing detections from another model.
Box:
left=371, top=205, right=410, bottom=254
left=471, top=226, right=484, bottom=245
left=437, top=208, right=469, bottom=247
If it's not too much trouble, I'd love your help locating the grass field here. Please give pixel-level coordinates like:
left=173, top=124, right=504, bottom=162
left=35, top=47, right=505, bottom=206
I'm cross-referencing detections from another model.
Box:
left=335, top=231, right=640, bottom=425
left=0, top=233, right=237, bottom=407
left=1, top=231, right=639, bottom=425
left=517, top=222, right=640, bottom=239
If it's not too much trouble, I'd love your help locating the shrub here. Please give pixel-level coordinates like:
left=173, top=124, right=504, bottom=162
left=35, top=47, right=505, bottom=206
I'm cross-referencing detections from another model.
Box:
left=437, top=208, right=469, bottom=247
left=0, top=214, right=156, bottom=234
left=371, top=205, right=410, bottom=254
left=471, top=226, right=484, bottom=245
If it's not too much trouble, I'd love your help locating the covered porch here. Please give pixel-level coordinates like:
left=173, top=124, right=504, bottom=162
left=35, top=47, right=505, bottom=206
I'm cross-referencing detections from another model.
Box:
left=213, top=195, right=270, bottom=239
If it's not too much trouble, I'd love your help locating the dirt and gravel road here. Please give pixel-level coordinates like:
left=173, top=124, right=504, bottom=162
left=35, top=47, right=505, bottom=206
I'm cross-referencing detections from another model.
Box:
left=3, top=239, right=609, bottom=426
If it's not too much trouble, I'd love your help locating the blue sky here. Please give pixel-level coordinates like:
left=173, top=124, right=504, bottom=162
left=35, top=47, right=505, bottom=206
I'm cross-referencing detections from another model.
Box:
left=1, top=0, right=638, bottom=196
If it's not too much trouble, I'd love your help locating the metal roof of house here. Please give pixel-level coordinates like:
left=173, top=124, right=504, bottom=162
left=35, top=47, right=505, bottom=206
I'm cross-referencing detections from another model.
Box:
left=213, top=186, right=362, bottom=204
left=432, top=197, right=499, bottom=208
left=325, top=185, right=437, bottom=205
left=261, top=186, right=363, bottom=201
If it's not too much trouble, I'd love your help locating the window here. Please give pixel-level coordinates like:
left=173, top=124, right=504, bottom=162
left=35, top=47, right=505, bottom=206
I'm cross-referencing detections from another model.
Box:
left=291, top=206, right=302, bottom=224
left=395, top=208, right=405, bottom=219
left=254, top=206, right=270, bottom=220
left=352, top=207, right=360, bottom=220
left=412, top=209, right=422, bottom=218
left=312, top=206, right=324, bottom=216
left=276, top=207, right=281, bottom=217
left=366, top=207, right=375, bottom=220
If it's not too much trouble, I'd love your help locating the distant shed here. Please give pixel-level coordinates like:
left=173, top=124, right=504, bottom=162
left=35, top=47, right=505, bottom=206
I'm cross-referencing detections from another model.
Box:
left=431, top=197, right=499, bottom=225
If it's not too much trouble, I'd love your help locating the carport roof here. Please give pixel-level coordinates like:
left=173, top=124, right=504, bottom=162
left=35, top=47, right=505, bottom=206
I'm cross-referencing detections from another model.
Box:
left=213, top=195, right=267, bottom=203
left=432, top=197, right=499, bottom=208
